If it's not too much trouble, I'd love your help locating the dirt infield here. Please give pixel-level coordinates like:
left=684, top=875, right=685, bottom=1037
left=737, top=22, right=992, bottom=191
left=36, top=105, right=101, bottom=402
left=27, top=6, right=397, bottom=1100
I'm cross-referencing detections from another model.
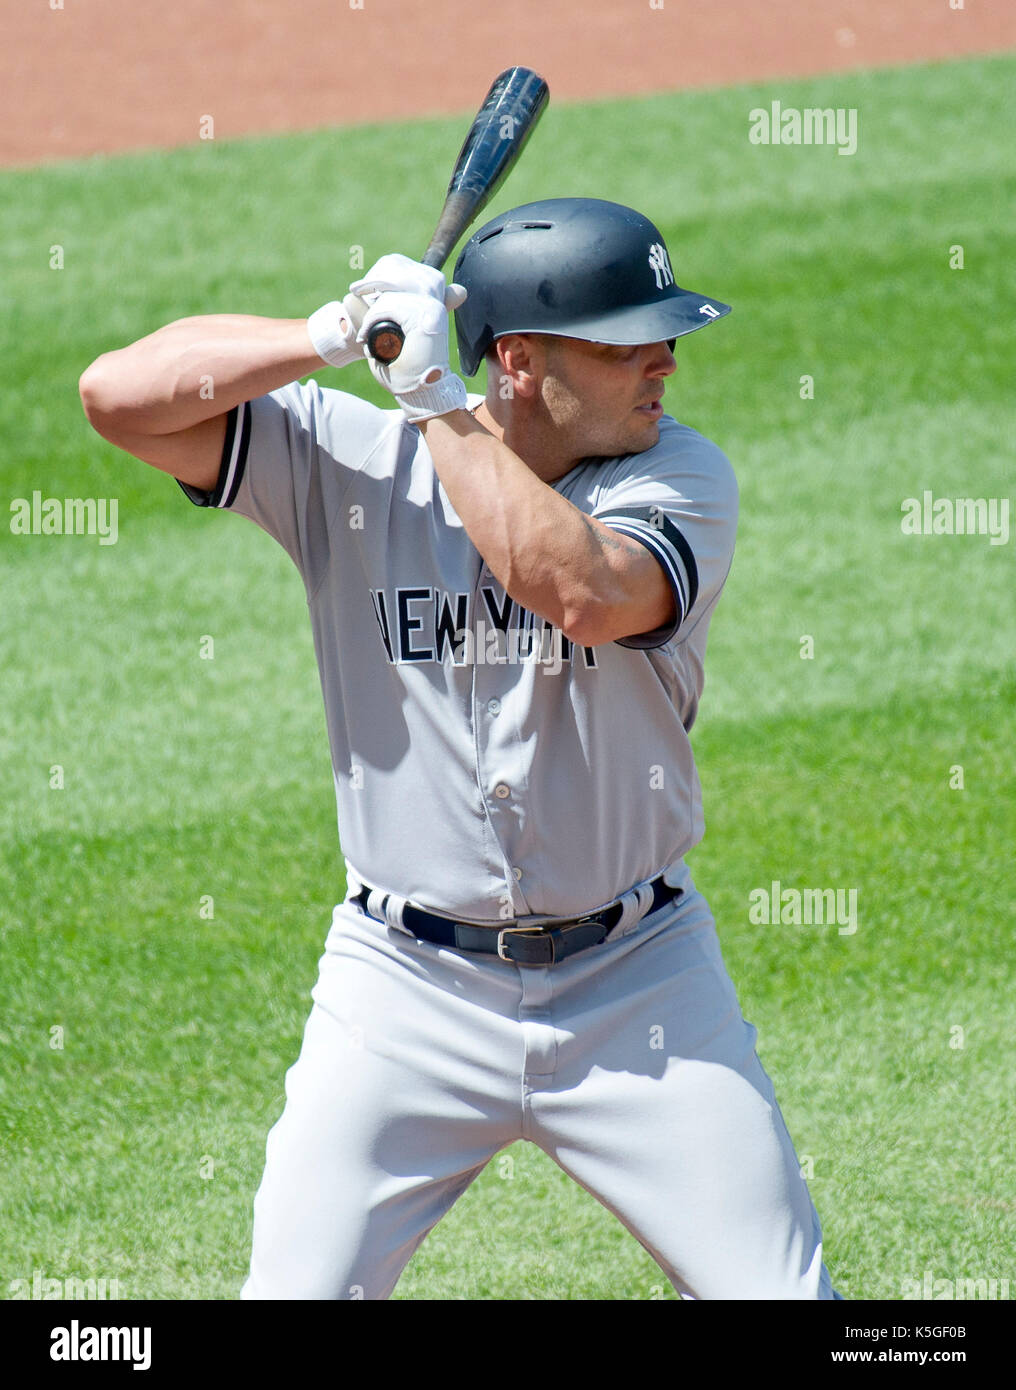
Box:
left=3, top=0, right=1014, bottom=167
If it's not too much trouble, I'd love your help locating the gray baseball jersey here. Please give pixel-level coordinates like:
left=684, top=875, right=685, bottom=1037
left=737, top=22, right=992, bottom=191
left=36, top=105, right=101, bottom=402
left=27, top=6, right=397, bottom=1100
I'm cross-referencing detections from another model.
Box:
left=180, top=381, right=737, bottom=923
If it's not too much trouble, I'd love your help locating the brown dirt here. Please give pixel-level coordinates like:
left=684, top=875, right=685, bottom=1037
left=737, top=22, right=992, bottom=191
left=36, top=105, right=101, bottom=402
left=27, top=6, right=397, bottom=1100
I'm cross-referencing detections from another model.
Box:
left=2, top=0, right=1014, bottom=168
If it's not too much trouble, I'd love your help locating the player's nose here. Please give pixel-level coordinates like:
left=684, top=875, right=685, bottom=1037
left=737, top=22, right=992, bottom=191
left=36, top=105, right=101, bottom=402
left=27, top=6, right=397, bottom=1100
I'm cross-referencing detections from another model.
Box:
left=645, top=340, right=677, bottom=376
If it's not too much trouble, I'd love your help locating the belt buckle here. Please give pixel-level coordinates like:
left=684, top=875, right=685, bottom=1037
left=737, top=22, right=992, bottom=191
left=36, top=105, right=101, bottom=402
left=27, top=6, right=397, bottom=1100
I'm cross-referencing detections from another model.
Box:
left=497, top=924, right=555, bottom=966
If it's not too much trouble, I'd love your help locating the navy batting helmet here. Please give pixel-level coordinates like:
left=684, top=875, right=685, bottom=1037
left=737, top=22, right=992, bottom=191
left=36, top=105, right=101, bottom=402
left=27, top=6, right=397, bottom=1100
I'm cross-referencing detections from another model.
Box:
left=452, top=197, right=731, bottom=377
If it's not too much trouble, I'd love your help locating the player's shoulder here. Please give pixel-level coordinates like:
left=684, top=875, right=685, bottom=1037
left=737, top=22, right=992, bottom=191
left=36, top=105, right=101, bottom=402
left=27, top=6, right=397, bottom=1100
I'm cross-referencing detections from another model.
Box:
left=653, top=414, right=736, bottom=486
left=584, top=413, right=737, bottom=507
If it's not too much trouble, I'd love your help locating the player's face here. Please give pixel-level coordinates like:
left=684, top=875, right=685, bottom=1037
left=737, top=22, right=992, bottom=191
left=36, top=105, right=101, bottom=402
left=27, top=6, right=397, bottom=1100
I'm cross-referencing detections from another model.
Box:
left=539, top=335, right=678, bottom=460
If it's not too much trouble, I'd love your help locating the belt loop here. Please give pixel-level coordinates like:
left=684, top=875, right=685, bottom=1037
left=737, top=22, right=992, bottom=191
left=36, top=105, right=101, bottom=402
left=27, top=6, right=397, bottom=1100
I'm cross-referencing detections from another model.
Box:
left=617, top=884, right=656, bottom=939
left=607, top=882, right=655, bottom=941
left=635, top=881, right=657, bottom=915
left=382, top=891, right=414, bottom=937
left=364, top=887, right=412, bottom=937
left=605, top=888, right=636, bottom=941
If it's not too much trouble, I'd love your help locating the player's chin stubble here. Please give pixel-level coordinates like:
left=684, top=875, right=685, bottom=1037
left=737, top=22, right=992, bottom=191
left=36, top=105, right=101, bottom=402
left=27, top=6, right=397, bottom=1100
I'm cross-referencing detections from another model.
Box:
left=541, top=378, right=660, bottom=464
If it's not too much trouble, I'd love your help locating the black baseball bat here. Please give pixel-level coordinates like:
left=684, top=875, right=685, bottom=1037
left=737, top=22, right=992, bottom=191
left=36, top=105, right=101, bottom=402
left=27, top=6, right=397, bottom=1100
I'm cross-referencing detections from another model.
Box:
left=366, top=65, right=549, bottom=364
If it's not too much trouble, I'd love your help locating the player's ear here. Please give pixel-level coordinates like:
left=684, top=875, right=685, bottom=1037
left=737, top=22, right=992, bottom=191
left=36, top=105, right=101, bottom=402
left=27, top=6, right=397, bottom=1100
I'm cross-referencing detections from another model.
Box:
left=494, top=334, right=541, bottom=400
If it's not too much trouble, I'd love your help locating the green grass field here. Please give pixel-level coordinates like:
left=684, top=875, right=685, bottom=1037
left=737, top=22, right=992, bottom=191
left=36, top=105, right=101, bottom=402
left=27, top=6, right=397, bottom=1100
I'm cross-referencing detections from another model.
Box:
left=2, top=54, right=1014, bottom=1301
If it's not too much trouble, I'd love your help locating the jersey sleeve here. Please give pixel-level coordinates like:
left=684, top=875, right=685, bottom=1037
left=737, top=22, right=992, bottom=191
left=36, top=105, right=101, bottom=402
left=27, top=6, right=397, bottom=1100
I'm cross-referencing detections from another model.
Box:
left=177, top=379, right=398, bottom=591
left=591, top=422, right=738, bottom=650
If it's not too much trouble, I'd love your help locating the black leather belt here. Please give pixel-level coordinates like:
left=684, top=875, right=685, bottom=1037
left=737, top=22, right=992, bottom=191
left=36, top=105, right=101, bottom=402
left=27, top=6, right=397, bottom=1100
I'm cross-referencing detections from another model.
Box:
left=351, top=874, right=682, bottom=967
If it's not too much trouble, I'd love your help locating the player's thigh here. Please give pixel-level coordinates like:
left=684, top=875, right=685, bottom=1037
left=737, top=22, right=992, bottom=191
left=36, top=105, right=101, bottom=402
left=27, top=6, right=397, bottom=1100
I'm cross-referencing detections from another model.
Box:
left=243, top=908, right=520, bottom=1299
left=529, top=893, right=832, bottom=1298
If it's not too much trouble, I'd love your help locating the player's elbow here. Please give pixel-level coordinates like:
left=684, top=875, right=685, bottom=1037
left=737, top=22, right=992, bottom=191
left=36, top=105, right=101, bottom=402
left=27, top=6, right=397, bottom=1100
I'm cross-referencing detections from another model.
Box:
left=79, top=355, right=133, bottom=440
left=558, top=595, right=619, bottom=649
left=79, top=357, right=115, bottom=430
left=562, top=583, right=676, bottom=649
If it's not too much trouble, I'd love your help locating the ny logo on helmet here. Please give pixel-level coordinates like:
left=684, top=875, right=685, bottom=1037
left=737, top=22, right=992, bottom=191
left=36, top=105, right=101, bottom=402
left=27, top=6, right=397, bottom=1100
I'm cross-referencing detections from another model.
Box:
left=648, top=243, right=675, bottom=290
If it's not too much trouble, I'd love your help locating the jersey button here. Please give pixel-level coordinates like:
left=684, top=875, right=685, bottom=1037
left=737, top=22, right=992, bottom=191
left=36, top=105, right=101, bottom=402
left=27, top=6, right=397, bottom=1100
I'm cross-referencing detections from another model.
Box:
left=494, top=783, right=511, bottom=800
left=487, top=698, right=501, bottom=716
left=512, top=866, right=523, bottom=881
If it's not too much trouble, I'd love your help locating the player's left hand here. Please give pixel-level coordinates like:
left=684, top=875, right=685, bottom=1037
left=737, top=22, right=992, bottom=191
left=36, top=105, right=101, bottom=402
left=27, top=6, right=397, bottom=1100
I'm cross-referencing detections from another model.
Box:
left=359, top=291, right=468, bottom=422
left=351, top=253, right=468, bottom=313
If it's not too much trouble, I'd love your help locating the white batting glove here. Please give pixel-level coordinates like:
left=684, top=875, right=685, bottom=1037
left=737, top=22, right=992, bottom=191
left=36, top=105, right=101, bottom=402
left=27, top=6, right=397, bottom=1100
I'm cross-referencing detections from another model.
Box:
left=358, top=291, right=468, bottom=422
left=306, top=292, right=371, bottom=368
left=351, top=253, right=468, bottom=313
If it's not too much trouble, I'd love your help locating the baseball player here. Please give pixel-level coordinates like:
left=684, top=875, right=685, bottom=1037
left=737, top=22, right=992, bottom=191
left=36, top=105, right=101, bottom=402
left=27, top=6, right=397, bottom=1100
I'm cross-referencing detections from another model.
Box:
left=79, top=198, right=839, bottom=1300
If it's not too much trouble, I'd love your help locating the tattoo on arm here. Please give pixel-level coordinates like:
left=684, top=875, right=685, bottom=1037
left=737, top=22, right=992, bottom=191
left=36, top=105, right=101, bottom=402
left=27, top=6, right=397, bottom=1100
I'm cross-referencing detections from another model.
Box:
left=580, top=512, right=627, bottom=555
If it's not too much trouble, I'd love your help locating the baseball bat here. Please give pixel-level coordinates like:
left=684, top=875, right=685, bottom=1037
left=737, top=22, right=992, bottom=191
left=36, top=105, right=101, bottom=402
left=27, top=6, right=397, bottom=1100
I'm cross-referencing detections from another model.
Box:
left=366, top=65, right=549, bottom=364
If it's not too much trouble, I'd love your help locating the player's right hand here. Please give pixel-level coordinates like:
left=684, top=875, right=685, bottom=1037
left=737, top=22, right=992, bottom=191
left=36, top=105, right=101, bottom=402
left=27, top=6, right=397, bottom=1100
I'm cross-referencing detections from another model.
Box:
left=351, top=254, right=467, bottom=313
left=359, top=291, right=468, bottom=422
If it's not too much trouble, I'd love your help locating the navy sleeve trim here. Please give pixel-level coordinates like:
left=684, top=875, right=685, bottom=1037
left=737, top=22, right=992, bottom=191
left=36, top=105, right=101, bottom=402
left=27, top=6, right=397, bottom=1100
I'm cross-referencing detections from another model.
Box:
left=176, top=402, right=251, bottom=509
left=595, top=505, right=701, bottom=650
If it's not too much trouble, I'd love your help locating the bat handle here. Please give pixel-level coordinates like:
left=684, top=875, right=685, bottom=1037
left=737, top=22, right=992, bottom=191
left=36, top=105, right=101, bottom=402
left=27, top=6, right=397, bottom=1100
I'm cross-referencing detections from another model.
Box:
left=365, top=321, right=405, bottom=364
left=365, top=202, right=464, bottom=362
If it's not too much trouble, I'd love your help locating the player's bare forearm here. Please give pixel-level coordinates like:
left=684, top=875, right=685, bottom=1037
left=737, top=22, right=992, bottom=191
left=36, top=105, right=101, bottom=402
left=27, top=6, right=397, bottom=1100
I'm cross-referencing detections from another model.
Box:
left=79, top=316, right=323, bottom=437
left=420, top=411, right=675, bottom=646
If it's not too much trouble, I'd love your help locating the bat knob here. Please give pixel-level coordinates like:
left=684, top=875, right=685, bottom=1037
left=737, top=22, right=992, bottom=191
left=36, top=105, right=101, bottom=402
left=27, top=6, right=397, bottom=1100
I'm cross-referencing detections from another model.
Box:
left=366, top=321, right=405, bottom=363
